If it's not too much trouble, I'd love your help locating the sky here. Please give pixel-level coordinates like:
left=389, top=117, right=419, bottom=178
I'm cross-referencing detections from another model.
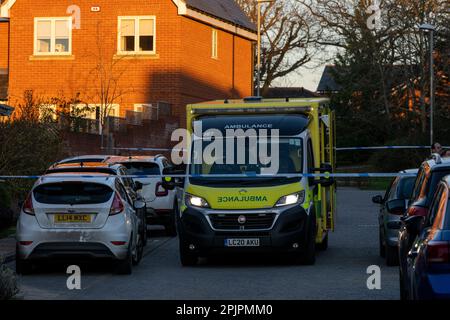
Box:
left=272, top=46, right=339, bottom=91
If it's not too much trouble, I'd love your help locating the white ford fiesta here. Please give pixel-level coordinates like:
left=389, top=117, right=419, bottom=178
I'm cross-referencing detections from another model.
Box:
left=16, top=172, right=145, bottom=275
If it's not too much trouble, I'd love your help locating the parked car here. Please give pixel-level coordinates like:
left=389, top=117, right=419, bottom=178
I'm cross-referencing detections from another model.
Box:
left=399, top=155, right=450, bottom=299
left=46, top=162, right=147, bottom=245
left=108, top=156, right=177, bottom=237
left=56, top=155, right=113, bottom=165
left=16, top=172, right=145, bottom=275
left=372, top=169, right=418, bottom=266
left=405, top=175, right=450, bottom=300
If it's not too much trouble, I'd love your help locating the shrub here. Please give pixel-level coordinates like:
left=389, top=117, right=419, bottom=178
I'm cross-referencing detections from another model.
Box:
left=0, top=207, right=14, bottom=231
left=0, top=184, right=11, bottom=208
left=368, top=136, right=429, bottom=172
left=0, top=259, right=19, bottom=300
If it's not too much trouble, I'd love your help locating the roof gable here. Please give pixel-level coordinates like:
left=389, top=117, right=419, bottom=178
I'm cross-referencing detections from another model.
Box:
left=317, top=65, right=342, bottom=93
left=185, top=0, right=255, bottom=32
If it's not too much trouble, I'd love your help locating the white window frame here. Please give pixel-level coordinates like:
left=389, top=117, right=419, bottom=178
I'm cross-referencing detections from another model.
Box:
left=117, top=16, right=156, bottom=55
left=33, top=17, right=72, bottom=56
left=71, top=104, right=120, bottom=120
left=212, top=28, right=218, bottom=59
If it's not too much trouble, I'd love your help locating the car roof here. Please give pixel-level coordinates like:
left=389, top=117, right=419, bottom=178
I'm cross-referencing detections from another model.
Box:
left=49, top=162, right=122, bottom=170
left=423, top=156, right=450, bottom=171
left=107, top=155, right=164, bottom=164
left=35, top=172, right=117, bottom=188
left=58, top=155, right=113, bottom=163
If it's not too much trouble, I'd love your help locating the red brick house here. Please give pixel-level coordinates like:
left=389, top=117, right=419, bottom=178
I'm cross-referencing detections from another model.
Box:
left=0, top=0, right=256, bottom=128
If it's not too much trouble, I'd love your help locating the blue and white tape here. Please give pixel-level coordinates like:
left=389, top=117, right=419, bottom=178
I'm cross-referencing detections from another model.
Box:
left=335, top=146, right=449, bottom=151
left=0, top=172, right=417, bottom=180
left=108, top=146, right=448, bottom=153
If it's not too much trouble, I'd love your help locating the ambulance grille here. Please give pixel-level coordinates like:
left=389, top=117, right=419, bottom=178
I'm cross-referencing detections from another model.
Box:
left=208, top=213, right=276, bottom=230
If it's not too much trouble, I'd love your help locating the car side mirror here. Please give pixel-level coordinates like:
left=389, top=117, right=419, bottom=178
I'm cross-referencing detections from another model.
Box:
left=133, top=200, right=146, bottom=210
left=134, top=181, right=143, bottom=191
left=386, top=199, right=407, bottom=214
left=372, top=195, right=383, bottom=204
left=403, top=215, right=424, bottom=236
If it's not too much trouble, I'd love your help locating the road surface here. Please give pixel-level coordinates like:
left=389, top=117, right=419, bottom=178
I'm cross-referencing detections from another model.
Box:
left=10, top=187, right=399, bottom=300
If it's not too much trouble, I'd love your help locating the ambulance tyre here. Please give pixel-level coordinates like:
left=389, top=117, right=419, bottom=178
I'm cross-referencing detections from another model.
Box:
left=317, top=233, right=328, bottom=251
left=297, top=216, right=316, bottom=265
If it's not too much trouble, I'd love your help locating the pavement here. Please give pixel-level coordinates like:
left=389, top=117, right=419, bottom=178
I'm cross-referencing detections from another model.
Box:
left=4, top=187, right=399, bottom=300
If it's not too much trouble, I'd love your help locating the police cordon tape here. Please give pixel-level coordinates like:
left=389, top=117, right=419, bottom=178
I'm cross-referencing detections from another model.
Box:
left=335, top=145, right=449, bottom=151
left=109, top=146, right=449, bottom=152
left=0, top=172, right=417, bottom=180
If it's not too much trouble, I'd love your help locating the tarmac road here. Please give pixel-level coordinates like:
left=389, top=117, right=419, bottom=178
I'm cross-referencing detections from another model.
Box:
left=10, top=187, right=399, bottom=300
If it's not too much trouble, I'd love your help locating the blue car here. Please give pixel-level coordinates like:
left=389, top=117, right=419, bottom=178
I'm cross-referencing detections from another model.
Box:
left=405, top=175, right=450, bottom=300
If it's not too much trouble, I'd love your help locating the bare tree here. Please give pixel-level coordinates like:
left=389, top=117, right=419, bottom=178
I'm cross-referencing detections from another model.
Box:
left=236, top=0, right=320, bottom=95
left=301, top=0, right=447, bottom=133
left=83, top=22, right=135, bottom=149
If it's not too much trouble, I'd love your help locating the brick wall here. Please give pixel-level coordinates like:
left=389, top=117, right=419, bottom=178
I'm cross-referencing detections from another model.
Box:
left=0, top=21, right=8, bottom=69
left=6, top=0, right=254, bottom=151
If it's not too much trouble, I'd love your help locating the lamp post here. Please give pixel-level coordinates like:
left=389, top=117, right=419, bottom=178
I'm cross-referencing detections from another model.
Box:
left=419, top=23, right=436, bottom=147
left=256, top=0, right=273, bottom=97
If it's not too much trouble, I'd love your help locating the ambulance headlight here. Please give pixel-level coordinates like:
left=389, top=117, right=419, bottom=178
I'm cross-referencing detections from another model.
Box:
left=275, top=191, right=305, bottom=207
left=185, top=194, right=210, bottom=208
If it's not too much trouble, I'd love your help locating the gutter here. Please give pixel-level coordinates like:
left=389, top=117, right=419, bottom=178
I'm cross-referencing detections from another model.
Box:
left=185, top=6, right=257, bottom=41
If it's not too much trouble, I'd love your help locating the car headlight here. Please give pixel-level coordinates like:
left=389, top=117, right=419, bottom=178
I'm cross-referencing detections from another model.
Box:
left=275, top=191, right=305, bottom=207
left=185, top=194, right=210, bottom=208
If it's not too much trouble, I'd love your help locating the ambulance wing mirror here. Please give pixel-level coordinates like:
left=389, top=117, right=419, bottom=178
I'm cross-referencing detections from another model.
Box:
left=162, top=165, right=186, bottom=190
left=313, top=163, right=335, bottom=187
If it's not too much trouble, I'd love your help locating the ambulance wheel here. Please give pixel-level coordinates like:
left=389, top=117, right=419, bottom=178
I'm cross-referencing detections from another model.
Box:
left=297, top=218, right=316, bottom=265
left=179, top=239, right=198, bottom=266
left=317, top=233, right=328, bottom=251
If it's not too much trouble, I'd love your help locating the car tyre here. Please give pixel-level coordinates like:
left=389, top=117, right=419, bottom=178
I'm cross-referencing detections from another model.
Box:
left=16, top=254, right=33, bottom=275
left=399, top=270, right=408, bottom=300
left=379, top=229, right=386, bottom=258
left=385, top=245, right=399, bottom=266
left=117, top=243, right=133, bottom=275
left=132, top=234, right=144, bottom=266
left=166, top=211, right=178, bottom=237
left=139, top=210, right=148, bottom=247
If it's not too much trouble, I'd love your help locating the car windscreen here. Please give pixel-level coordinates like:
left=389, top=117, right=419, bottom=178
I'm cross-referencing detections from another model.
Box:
left=34, top=182, right=114, bottom=205
left=425, top=170, right=450, bottom=206
left=397, top=176, right=416, bottom=199
left=121, top=162, right=160, bottom=176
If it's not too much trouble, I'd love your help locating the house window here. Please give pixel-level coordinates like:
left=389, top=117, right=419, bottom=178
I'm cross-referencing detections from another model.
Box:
left=34, top=18, right=71, bottom=55
left=118, top=16, right=156, bottom=54
left=212, top=29, right=218, bottom=59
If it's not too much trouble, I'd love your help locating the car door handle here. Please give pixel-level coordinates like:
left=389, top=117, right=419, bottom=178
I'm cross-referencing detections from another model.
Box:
left=408, top=251, right=418, bottom=259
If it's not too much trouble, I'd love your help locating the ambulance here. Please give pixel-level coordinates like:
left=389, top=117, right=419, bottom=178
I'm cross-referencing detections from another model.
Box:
left=164, top=97, right=336, bottom=266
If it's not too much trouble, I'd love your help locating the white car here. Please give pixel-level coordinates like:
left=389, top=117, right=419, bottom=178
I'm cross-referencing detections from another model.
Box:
left=16, top=172, right=145, bottom=275
left=57, top=155, right=113, bottom=165
left=108, top=156, right=177, bottom=236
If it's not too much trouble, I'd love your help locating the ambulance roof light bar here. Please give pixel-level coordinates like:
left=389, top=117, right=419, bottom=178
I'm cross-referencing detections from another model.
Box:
left=191, top=106, right=313, bottom=115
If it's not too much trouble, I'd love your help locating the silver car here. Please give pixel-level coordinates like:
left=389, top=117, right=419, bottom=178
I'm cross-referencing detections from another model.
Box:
left=372, top=169, right=418, bottom=266
left=16, top=172, right=145, bottom=275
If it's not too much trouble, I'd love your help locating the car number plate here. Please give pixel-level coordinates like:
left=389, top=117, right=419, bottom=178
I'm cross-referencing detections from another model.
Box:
left=54, top=214, right=92, bottom=223
left=224, top=238, right=260, bottom=247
